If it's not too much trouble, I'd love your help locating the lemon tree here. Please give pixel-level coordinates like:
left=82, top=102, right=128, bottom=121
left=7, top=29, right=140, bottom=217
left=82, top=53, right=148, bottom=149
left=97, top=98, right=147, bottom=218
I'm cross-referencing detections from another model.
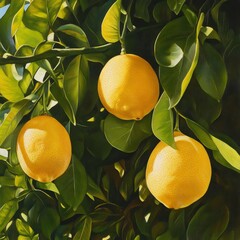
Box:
left=0, top=0, right=239, bottom=239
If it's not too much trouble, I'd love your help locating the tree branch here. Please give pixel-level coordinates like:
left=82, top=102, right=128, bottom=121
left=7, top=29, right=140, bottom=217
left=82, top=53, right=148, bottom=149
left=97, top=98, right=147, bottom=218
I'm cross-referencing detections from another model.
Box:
left=0, top=43, right=113, bottom=65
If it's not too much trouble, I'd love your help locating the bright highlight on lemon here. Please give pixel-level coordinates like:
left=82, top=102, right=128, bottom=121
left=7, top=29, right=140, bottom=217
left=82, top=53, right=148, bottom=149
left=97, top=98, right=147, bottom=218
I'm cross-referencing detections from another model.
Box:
left=146, top=132, right=212, bottom=209
left=98, top=54, right=160, bottom=120
left=16, top=115, right=72, bottom=183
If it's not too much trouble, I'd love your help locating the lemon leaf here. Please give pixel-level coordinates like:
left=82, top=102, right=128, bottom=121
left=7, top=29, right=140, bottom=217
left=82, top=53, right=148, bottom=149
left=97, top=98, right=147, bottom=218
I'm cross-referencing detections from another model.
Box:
left=195, top=43, right=227, bottom=101
left=167, top=0, right=185, bottom=15
left=211, top=135, right=240, bottom=170
left=186, top=118, right=217, bottom=150
left=63, top=55, right=88, bottom=114
left=101, top=0, right=121, bottom=43
left=104, top=114, right=152, bottom=153
left=55, top=155, right=88, bottom=211
left=0, top=99, right=35, bottom=146
left=0, top=65, right=24, bottom=102
left=187, top=199, right=229, bottom=239
left=0, top=200, right=19, bottom=232
left=73, top=216, right=92, bottom=240
left=155, top=13, right=204, bottom=107
left=152, top=92, right=175, bottom=148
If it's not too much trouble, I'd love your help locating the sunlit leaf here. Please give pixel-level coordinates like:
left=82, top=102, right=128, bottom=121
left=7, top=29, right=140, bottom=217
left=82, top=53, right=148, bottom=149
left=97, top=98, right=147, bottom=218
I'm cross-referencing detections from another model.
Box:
left=152, top=92, right=175, bottom=148
left=56, top=24, right=89, bottom=47
left=195, top=43, right=227, bottom=100
left=186, top=118, right=217, bottom=150
left=104, top=114, right=152, bottom=153
left=101, top=0, right=121, bottom=42
left=0, top=200, right=18, bottom=232
left=16, top=218, right=34, bottom=237
left=200, top=26, right=220, bottom=43
left=46, top=0, right=63, bottom=26
left=36, top=182, right=60, bottom=194
left=55, top=155, right=88, bottom=210
left=0, top=65, right=24, bottom=102
left=211, top=135, right=240, bottom=170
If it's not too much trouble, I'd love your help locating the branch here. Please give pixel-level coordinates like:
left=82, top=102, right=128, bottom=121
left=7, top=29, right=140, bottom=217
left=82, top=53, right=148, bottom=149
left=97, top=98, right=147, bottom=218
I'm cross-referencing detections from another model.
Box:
left=0, top=43, right=113, bottom=65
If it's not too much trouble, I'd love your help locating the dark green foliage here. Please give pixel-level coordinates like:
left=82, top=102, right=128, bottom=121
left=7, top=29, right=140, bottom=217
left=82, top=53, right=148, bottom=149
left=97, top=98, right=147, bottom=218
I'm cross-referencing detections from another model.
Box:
left=0, top=0, right=240, bottom=239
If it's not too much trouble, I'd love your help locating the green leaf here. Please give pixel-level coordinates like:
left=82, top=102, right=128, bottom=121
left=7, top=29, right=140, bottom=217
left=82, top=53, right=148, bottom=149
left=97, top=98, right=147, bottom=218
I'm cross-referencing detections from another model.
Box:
left=55, top=155, right=88, bottom=210
left=212, top=150, right=240, bottom=174
left=186, top=118, right=217, bottom=150
left=79, top=0, right=101, bottom=12
left=155, top=14, right=204, bottom=107
left=211, top=0, right=228, bottom=25
left=73, top=216, right=92, bottom=240
left=51, top=82, right=76, bottom=125
left=0, top=99, right=36, bottom=146
left=134, top=0, right=151, bottom=22
left=86, top=130, right=112, bottom=161
left=211, top=135, right=240, bottom=170
left=200, top=26, right=220, bottom=43
left=152, top=92, right=175, bottom=148
left=56, top=24, right=89, bottom=48
left=0, top=176, right=15, bottom=187
left=0, top=65, right=24, bottom=102
left=0, top=200, right=18, bottom=232
left=39, top=208, right=60, bottom=239
left=46, top=0, right=63, bottom=26
left=63, top=55, right=88, bottom=114
left=187, top=199, right=229, bottom=240
left=87, top=176, right=107, bottom=202
left=104, top=114, right=152, bottom=153
left=36, top=182, right=60, bottom=194
left=156, top=230, right=178, bottom=240
left=16, top=218, right=34, bottom=237
left=0, top=0, right=24, bottom=53
left=169, top=209, right=185, bottom=238
left=21, top=0, right=49, bottom=37
left=101, top=0, right=121, bottom=42
left=167, top=0, right=185, bottom=15
left=195, top=43, right=227, bottom=100
left=153, top=2, right=172, bottom=24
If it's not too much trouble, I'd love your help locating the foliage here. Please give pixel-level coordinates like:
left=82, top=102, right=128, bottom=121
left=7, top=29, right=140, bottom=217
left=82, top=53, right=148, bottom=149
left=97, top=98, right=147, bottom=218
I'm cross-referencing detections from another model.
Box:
left=0, top=0, right=239, bottom=239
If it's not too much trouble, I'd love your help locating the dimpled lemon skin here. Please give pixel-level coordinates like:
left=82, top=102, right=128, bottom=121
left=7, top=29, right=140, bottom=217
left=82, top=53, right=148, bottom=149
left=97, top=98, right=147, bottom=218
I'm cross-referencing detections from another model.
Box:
left=146, top=134, right=212, bottom=209
left=16, top=115, right=72, bottom=183
left=98, top=54, right=160, bottom=120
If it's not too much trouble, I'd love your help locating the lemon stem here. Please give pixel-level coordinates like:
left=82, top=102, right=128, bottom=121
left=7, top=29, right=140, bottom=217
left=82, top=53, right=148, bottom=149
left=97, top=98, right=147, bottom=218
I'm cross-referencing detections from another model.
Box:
left=174, top=110, right=180, bottom=132
left=120, top=14, right=128, bottom=54
left=120, top=0, right=133, bottom=54
left=42, top=80, right=50, bottom=115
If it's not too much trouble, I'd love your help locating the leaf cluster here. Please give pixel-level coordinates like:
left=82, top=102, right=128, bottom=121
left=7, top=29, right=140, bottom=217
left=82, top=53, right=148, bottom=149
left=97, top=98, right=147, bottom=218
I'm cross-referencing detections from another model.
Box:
left=0, top=0, right=240, bottom=239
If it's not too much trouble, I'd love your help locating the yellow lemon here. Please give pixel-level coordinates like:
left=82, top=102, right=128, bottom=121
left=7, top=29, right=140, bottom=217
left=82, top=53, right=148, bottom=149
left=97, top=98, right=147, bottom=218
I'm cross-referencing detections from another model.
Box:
left=16, top=115, right=72, bottom=182
left=146, top=133, right=212, bottom=209
left=98, top=54, right=160, bottom=120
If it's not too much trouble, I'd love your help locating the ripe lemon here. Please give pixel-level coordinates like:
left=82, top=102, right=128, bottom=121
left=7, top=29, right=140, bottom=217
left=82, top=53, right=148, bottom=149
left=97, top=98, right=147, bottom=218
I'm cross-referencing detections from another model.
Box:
left=146, top=132, right=212, bottom=209
left=98, top=54, right=160, bottom=120
left=16, top=115, right=72, bottom=182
